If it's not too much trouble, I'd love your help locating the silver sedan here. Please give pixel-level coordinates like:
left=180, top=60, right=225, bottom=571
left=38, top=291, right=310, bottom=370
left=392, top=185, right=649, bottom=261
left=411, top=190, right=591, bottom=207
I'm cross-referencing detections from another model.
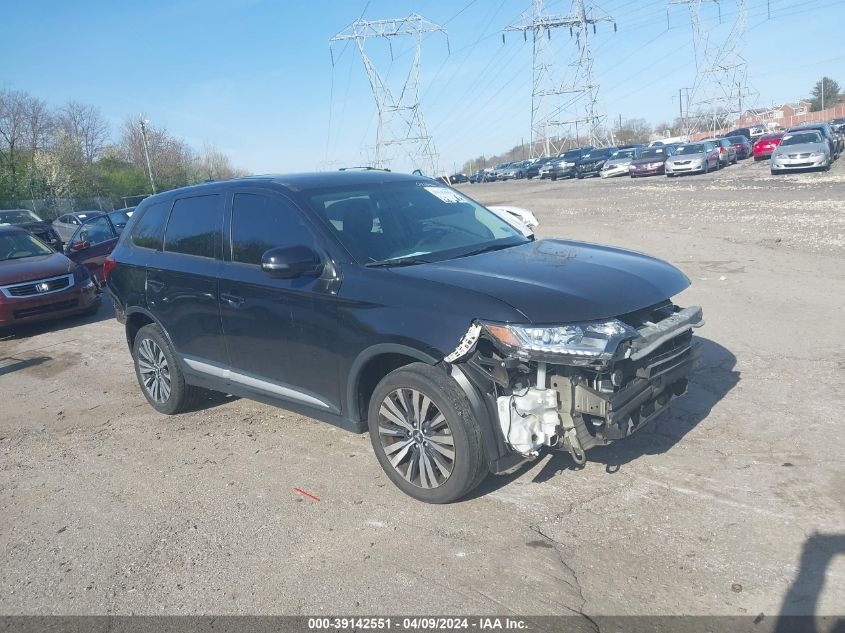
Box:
left=600, top=148, right=640, bottom=178
left=664, top=142, right=720, bottom=176
left=770, top=130, right=831, bottom=174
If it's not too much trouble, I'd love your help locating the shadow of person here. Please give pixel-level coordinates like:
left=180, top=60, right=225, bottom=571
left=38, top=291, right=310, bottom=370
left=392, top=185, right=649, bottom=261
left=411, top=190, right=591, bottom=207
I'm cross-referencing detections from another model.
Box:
left=0, top=355, right=51, bottom=377
left=773, top=532, right=845, bottom=633
left=467, top=336, right=738, bottom=497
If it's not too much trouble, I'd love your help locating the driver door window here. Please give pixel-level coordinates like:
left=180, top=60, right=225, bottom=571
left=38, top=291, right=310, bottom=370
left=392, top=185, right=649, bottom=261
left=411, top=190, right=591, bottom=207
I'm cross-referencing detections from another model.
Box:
left=72, top=216, right=115, bottom=249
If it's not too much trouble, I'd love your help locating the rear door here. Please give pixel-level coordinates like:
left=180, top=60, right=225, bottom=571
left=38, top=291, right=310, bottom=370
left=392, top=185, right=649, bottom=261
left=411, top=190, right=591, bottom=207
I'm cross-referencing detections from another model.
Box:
left=218, top=188, right=340, bottom=412
left=146, top=193, right=228, bottom=366
left=64, top=215, right=119, bottom=283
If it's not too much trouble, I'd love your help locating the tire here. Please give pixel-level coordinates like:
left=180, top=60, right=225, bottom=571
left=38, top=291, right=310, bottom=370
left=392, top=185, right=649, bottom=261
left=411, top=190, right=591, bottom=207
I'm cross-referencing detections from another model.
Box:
left=367, top=363, right=487, bottom=503
left=132, top=323, right=206, bottom=415
left=771, top=168, right=780, bottom=175
left=702, top=161, right=709, bottom=175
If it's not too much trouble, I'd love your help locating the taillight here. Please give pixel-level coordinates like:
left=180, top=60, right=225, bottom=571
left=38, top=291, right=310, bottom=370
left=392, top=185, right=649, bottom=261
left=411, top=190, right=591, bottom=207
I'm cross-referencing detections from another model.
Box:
left=103, top=255, right=117, bottom=282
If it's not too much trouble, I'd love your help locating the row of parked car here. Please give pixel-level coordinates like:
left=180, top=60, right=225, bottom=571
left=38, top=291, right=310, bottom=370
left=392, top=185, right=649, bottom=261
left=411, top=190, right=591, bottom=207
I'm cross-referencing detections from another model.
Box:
left=461, top=120, right=844, bottom=183
left=0, top=206, right=135, bottom=328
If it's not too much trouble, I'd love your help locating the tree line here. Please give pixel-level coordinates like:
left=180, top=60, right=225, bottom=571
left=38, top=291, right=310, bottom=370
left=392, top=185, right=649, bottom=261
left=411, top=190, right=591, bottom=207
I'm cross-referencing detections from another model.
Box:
left=0, top=88, right=247, bottom=215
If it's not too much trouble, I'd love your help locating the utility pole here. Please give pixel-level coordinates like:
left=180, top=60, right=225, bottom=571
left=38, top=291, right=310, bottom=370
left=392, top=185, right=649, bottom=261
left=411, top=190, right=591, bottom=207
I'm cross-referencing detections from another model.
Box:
left=505, top=0, right=616, bottom=157
left=668, top=0, right=757, bottom=136
left=138, top=116, right=156, bottom=195
left=330, top=14, right=448, bottom=176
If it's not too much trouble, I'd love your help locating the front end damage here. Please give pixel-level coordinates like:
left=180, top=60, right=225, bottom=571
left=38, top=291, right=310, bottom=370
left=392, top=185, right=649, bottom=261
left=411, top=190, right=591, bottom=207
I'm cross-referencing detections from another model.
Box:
left=444, top=303, right=703, bottom=467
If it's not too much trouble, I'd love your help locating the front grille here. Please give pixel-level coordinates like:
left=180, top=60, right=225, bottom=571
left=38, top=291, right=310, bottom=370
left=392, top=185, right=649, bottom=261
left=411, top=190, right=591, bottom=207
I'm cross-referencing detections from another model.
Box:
left=13, top=299, right=78, bottom=319
left=1, top=274, right=72, bottom=298
left=674, top=160, right=691, bottom=165
left=787, top=153, right=811, bottom=159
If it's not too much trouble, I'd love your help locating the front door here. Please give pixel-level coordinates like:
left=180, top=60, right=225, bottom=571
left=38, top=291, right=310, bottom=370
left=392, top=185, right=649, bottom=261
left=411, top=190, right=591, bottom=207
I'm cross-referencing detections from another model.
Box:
left=218, top=189, right=340, bottom=412
left=64, top=215, right=119, bottom=283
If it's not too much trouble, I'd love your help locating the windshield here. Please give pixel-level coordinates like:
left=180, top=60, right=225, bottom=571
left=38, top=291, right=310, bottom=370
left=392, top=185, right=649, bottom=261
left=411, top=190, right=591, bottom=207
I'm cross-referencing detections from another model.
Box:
left=640, top=147, right=666, bottom=159
left=108, top=211, right=131, bottom=225
left=611, top=149, right=637, bottom=159
left=561, top=150, right=584, bottom=161
left=676, top=144, right=705, bottom=154
left=0, top=231, right=54, bottom=260
left=759, top=133, right=783, bottom=141
left=0, top=209, right=43, bottom=225
left=728, top=136, right=747, bottom=143
left=304, top=181, right=529, bottom=265
left=781, top=132, right=822, bottom=146
left=582, top=149, right=613, bottom=159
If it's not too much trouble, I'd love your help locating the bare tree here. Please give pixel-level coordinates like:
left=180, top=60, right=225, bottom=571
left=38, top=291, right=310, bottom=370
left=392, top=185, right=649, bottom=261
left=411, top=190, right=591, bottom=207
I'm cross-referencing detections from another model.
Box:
left=0, top=89, right=28, bottom=193
left=59, top=100, right=110, bottom=163
left=120, top=118, right=195, bottom=190
left=196, top=142, right=247, bottom=181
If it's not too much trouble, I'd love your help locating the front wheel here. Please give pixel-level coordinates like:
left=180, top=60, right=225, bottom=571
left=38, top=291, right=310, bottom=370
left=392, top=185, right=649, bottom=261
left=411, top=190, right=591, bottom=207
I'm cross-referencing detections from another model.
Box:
left=368, top=363, right=487, bottom=503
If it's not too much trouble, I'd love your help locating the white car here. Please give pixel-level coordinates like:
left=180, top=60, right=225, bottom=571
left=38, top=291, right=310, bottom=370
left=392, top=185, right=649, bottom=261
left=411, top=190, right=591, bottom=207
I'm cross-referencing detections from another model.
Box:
left=770, top=130, right=831, bottom=174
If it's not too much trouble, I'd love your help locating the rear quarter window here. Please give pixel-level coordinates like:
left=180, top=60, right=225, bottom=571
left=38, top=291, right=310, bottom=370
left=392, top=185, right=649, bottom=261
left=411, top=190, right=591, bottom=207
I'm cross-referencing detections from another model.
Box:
left=129, top=201, right=171, bottom=250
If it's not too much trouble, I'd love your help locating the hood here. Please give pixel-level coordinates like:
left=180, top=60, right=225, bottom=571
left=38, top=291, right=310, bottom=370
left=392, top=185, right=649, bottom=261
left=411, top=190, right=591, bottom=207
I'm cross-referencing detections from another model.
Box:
left=632, top=156, right=667, bottom=165
left=11, top=221, right=53, bottom=235
left=667, top=152, right=705, bottom=162
left=392, top=239, right=690, bottom=323
left=0, top=252, right=75, bottom=286
left=774, top=143, right=825, bottom=155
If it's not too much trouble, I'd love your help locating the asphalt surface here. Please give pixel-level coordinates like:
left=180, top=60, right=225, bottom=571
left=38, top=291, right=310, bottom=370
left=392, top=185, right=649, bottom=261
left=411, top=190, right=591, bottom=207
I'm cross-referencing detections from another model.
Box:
left=1, top=157, right=843, bottom=620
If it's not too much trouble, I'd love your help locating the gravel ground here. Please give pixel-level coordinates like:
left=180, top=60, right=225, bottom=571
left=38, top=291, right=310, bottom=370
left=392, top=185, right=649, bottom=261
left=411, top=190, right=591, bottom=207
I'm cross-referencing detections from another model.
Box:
left=1, top=157, right=843, bottom=620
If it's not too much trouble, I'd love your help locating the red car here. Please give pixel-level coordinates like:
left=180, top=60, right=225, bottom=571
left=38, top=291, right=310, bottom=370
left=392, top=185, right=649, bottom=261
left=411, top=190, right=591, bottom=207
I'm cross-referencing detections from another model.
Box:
left=753, top=132, right=784, bottom=161
left=0, top=226, right=100, bottom=328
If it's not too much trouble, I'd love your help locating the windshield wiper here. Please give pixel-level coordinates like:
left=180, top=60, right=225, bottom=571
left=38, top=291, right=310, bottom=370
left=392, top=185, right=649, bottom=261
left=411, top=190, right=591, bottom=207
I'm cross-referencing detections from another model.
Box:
left=454, top=242, right=518, bottom=259
left=365, top=256, right=432, bottom=268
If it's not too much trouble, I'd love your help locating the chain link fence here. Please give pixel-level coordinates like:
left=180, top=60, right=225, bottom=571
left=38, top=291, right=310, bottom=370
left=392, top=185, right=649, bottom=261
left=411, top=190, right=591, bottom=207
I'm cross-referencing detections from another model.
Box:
left=0, top=194, right=149, bottom=221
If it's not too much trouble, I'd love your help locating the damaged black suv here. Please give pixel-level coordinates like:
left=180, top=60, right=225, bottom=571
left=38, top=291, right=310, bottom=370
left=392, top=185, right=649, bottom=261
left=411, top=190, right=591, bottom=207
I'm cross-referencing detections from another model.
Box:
left=105, top=171, right=703, bottom=503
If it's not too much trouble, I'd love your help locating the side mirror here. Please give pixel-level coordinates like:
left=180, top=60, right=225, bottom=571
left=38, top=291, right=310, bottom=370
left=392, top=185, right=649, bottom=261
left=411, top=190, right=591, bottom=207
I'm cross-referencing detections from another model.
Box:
left=260, top=245, right=322, bottom=279
left=68, top=240, right=90, bottom=253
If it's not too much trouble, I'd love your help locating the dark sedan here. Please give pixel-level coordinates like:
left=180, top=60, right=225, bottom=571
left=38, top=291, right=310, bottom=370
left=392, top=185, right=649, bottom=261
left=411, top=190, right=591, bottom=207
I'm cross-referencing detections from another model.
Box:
left=575, top=147, right=617, bottom=179
left=726, top=135, right=752, bottom=159
left=629, top=145, right=676, bottom=177
left=0, top=208, right=63, bottom=251
left=0, top=226, right=100, bottom=328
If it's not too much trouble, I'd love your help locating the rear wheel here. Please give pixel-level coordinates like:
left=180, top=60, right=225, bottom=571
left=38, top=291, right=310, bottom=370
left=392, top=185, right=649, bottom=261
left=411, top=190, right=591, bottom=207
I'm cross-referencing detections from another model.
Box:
left=132, top=323, right=207, bottom=414
left=367, top=363, right=486, bottom=503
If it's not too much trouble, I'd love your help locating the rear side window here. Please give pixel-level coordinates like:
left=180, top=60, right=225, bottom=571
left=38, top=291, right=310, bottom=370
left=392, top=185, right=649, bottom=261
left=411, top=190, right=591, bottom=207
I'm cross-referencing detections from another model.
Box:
left=231, top=193, right=315, bottom=265
left=164, top=195, right=223, bottom=259
left=130, top=201, right=171, bottom=250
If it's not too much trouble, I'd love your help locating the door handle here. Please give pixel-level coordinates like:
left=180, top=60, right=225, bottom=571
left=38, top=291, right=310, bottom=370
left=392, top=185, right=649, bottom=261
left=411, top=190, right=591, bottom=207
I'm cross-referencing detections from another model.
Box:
left=221, top=292, right=245, bottom=307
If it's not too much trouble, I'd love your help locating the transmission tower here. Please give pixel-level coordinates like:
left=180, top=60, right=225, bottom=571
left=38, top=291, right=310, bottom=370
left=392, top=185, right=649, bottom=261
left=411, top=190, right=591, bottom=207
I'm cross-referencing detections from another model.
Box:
left=505, top=0, right=615, bottom=157
left=330, top=14, right=447, bottom=175
left=669, top=0, right=758, bottom=136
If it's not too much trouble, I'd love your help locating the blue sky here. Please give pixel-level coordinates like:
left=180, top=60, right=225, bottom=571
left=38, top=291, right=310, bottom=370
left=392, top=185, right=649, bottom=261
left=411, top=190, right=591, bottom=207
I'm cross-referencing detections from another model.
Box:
left=2, top=0, right=843, bottom=174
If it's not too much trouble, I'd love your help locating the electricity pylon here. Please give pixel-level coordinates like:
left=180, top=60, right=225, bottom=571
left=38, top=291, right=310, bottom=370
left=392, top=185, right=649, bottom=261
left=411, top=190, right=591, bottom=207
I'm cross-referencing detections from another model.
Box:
left=669, top=0, right=758, bottom=136
left=330, top=14, right=447, bottom=175
left=505, top=0, right=615, bottom=157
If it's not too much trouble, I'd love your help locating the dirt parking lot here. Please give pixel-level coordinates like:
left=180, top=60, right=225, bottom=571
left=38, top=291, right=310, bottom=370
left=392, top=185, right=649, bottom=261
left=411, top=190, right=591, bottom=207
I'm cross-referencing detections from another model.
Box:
left=1, top=158, right=843, bottom=621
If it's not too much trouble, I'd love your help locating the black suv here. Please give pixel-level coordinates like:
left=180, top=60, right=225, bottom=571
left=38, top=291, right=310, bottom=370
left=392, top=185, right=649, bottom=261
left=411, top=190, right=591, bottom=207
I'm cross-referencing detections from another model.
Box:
left=106, top=171, right=703, bottom=503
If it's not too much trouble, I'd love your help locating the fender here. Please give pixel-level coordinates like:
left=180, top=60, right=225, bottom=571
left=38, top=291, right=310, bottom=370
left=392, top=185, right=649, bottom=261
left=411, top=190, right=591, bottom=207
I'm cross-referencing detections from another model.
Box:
left=346, top=343, right=439, bottom=422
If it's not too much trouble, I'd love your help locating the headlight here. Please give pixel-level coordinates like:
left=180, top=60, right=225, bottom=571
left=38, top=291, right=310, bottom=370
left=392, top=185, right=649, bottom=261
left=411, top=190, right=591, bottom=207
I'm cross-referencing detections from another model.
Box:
left=648, top=162, right=663, bottom=169
left=810, top=151, right=823, bottom=158
left=483, top=319, right=639, bottom=363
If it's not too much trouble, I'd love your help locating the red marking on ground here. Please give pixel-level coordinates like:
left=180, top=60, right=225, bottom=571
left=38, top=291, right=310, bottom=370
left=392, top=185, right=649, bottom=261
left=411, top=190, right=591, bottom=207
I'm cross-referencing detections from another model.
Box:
left=293, top=487, right=320, bottom=501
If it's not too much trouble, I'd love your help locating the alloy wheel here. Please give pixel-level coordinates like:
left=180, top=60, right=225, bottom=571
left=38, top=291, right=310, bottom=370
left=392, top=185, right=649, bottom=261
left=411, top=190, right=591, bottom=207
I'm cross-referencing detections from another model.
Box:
left=137, top=338, right=171, bottom=403
left=377, top=388, right=455, bottom=489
